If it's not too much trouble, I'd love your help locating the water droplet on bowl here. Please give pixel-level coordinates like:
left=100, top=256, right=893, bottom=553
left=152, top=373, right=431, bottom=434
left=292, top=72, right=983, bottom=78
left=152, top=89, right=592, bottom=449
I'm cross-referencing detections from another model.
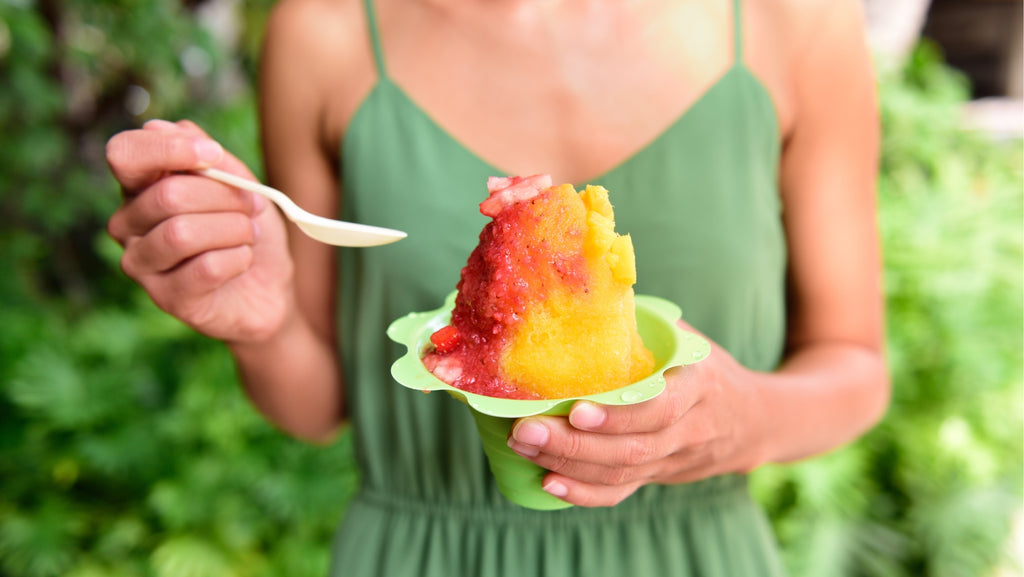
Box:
left=620, top=390, right=643, bottom=403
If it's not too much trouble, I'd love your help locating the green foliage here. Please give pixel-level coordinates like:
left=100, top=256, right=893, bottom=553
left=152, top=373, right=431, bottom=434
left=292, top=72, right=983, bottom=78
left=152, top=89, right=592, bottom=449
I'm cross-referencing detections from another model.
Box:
left=1, top=2, right=352, bottom=576
left=1, top=2, right=1020, bottom=575
left=751, top=41, right=1024, bottom=577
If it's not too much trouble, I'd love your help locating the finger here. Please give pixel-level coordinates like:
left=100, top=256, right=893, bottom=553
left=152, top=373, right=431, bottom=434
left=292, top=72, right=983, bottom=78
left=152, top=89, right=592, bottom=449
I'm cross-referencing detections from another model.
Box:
left=106, top=128, right=224, bottom=193
left=508, top=416, right=674, bottom=472
left=540, top=473, right=643, bottom=508
left=145, top=118, right=256, bottom=177
left=656, top=451, right=722, bottom=485
left=144, top=118, right=213, bottom=141
left=526, top=436, right=720, bottom=491
left=166, top=245, right=254, bottom=299
left=170, top=119, right=209, bottom=137
left=526, top=446, right=658, bottom=486
left=167, top=119, right=255, bottom=177
left=566, top=366, right=702, bottom=435
left=142, top=118, right=181, bottom=132
left=146, top=119, right=221, bottom=144
left=108, top=174, right=264, bottom=242
left=142, top=245, right=254, bottom=321
left=532, top=442, right=720, bottom=494
left=120, top=212, right=257, bottom=278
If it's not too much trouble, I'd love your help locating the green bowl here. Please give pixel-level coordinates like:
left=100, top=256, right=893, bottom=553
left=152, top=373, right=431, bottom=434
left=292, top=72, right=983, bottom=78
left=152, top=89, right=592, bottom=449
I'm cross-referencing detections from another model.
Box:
left=387, top=292, right=710, bottom=510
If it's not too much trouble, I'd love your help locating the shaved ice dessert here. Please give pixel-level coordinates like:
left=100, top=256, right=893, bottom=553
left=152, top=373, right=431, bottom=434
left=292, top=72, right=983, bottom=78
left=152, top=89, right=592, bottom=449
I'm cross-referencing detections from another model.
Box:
left=422, top=174, right=655, bottom=400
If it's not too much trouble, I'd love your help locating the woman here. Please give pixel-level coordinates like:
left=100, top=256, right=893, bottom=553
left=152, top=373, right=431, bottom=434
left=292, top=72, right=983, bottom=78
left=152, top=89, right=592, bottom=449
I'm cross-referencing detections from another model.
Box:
left=105, top=0, right=889, bottom=574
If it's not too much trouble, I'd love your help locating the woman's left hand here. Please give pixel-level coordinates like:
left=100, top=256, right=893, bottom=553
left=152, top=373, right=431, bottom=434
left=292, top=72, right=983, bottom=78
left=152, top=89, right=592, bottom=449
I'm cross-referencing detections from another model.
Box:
left=506, top=319, right=773, bottom=507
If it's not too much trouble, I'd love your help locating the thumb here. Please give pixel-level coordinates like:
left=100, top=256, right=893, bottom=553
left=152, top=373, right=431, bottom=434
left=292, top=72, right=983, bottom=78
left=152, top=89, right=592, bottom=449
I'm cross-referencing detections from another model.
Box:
left=107, top=122, right=225, bottom=193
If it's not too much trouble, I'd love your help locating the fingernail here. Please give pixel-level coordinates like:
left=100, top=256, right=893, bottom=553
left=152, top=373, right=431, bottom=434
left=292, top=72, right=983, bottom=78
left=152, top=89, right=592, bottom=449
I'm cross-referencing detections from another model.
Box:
left=512, top=420, right=549, bottom=448
left=251, top=219, right=261, bottom=240
left=507, top=440, right=539, bottom=458
left=543, top=479, right=568, bottom=498
left=569, top=402, right=606, bottom=430
left=194, top=139, right=223, bottom=165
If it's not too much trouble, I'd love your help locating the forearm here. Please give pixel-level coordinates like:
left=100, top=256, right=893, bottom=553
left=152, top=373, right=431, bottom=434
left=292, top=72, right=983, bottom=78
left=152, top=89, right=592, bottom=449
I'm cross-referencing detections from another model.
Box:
left=228, top=310, right=345, bottom=444
left=757, top=342, right=890, bottom=465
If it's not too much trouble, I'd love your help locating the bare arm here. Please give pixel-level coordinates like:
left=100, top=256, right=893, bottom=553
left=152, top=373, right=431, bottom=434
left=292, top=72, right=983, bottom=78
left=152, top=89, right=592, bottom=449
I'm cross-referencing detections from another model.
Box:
left=227, top=0, right=364, bottom=442
left=762, top=0, right=889, bottom=461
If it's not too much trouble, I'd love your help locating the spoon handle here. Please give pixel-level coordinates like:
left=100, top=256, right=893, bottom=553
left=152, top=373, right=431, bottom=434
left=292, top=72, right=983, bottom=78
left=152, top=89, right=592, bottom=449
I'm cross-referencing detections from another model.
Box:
left=196, top=167, right=301, bottom=217
left=195, top=167, right=407, bottom=247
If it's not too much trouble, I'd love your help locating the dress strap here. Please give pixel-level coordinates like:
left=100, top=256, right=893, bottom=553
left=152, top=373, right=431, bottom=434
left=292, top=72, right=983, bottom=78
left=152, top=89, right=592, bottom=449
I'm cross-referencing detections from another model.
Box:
left=363, top=0, right=387, bottom=76
left=732, top=0, right=744, bottom=65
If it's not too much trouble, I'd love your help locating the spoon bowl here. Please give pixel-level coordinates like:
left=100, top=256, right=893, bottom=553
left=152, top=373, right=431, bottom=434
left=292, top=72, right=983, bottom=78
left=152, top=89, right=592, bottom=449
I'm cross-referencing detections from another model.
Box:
left=197, top=167, right=407, bottom=247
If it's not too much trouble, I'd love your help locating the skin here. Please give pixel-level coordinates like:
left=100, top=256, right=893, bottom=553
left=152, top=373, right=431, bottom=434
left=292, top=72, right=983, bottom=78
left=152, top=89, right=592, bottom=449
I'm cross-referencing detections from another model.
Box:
left=106, top=0, right=889, bottom=508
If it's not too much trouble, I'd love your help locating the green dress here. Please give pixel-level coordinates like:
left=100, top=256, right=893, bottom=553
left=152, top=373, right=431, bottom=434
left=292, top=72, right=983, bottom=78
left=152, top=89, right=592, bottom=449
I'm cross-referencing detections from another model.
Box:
left=331, top=0, right=787, bottom=574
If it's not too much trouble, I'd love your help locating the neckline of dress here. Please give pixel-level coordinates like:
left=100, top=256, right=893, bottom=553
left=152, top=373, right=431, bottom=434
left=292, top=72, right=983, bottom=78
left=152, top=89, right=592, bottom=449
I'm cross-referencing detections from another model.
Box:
left=347, top=64, right=761, bottom=187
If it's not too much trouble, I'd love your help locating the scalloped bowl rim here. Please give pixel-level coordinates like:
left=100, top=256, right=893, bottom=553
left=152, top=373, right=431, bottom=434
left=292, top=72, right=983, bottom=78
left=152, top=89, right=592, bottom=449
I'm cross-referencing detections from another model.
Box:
left=387, top=292, right=710, bottom=418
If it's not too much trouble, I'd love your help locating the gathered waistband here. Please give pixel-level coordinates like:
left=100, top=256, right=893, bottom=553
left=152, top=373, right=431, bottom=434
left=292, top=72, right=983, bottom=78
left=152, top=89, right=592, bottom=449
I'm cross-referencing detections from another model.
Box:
left=350, top=474, right=751, bottom=527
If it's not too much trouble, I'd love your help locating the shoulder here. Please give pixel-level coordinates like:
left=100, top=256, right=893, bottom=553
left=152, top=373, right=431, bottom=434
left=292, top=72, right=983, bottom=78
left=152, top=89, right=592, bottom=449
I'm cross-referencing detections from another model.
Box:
left=261, top=0, right=377, bottom=147
left=771, top=0, right=873, bottom=91
left=744, top=0, right=873, bottom=138
left=265, top=0, right=364, bottom=39
left=263, top=0, right=368, bottom=71
left=748, top=0, right=868, bottom=62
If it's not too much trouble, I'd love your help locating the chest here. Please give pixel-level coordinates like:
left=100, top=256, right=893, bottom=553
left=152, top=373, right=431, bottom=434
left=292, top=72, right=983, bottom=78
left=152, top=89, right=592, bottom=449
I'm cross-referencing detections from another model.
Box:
left=328, top=0, right=794, bottom=185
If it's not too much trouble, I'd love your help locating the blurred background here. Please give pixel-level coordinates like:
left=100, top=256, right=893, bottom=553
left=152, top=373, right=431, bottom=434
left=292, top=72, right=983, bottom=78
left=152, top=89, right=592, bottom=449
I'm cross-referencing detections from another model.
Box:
left=0, top=1, right=1021, bottom=576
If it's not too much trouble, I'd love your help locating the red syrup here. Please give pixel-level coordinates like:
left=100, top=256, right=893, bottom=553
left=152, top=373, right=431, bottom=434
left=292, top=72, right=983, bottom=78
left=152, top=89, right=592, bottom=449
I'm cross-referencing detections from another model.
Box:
left=423, top=184, right=589, bottom=400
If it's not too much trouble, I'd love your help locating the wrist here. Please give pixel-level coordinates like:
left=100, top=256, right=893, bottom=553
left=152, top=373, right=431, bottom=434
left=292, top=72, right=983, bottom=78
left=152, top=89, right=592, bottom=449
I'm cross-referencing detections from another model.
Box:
left=225, top=292, right=306, bottom=361
left=734, top=365, right=781, bottom=474
left=223, top=301, right=344, bottom=442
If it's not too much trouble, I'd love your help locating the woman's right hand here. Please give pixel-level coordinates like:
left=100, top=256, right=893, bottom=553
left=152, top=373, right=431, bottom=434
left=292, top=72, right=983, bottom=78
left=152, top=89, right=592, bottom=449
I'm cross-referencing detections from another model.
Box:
left=106, top=119, right=295, bottom=345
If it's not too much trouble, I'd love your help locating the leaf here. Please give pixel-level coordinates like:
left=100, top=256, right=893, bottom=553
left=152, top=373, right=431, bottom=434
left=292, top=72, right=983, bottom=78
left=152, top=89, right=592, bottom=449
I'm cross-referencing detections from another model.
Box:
left=0, top=501, right=82, bottom=577
left=7, top=346, right=101, bottom=428
left=150, top=535, right=237, bottom=577
left=912, top=485, right=1021, bottom=577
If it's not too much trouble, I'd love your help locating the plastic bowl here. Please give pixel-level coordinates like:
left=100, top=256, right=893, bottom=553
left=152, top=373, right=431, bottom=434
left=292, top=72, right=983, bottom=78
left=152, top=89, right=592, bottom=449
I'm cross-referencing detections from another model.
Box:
left=387, top=292, right=710, bottom=510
